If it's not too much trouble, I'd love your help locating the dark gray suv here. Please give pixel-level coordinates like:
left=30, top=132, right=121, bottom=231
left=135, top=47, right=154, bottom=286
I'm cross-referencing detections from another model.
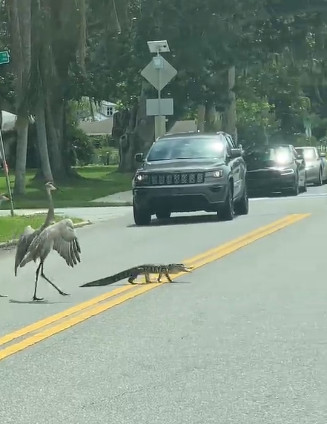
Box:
left=132, top=132, right=248, bottom=225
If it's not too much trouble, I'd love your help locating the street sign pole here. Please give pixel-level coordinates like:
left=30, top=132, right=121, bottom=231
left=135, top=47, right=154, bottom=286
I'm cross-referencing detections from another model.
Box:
left=154, top=52, right=166, bottom=139
left=0, top=50, right=15, bottom=216
left=141, top=41, right=177, bottom=140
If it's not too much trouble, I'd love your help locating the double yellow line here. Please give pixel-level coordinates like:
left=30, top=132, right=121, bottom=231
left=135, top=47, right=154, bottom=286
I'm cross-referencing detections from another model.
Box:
left=0, top=213, right=310, bottom=361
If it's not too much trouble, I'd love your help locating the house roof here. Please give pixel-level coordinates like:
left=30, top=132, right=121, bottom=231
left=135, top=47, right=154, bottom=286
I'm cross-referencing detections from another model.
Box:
left=78, top=118, right=197, bottom=136
left=101, top=101, right=117, bottom=106
left=78, top=117, right=114, bottom=135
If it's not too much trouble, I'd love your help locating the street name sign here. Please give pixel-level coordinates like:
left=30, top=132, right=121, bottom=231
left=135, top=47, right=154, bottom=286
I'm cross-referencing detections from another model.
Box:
left=146, top=98, right=174, bottom=116
left=0, top=51, right=10, bottom=65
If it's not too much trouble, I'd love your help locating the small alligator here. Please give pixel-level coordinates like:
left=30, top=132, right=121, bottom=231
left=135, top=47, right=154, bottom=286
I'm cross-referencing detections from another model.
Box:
left=80, top=263, right=193, bottom=287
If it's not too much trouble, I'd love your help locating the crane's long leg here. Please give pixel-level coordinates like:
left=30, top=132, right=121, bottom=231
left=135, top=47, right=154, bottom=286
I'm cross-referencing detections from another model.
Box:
left=40, top=264, right=69, bottom=296
left=33, top=262, right=43, bottom=301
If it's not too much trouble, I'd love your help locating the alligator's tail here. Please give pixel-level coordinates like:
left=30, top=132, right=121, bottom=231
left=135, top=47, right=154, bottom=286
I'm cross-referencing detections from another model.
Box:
left=80, top=268, right=136, bottom=287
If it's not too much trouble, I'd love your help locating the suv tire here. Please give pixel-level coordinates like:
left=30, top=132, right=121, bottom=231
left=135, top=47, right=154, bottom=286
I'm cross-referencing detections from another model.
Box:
left=133, top=204, right=151, bottom=225
left=234, top=185, right=249, bottom=215
left=314, top=168, right=323, bottom=186
left=218, top=181, right=234, bottom=221
left=156, top=210, right=171, bottom=220
left=288, top=173, right=299, bottom=196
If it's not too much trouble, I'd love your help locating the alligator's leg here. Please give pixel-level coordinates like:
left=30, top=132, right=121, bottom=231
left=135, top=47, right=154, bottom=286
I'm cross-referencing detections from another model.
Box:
left=144, top=272, right=151, bottom=284
left=165, top=272, right=173, bottom=282
left=128, top=270, right=138, bottom=284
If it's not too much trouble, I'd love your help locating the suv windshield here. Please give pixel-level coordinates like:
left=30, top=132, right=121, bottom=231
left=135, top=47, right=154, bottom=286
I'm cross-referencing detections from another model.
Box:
left=146, top=137, right=226, bottom=161
left=295, top=147, right=317, bottom=160
left=245, top=146, right=293, bottom=166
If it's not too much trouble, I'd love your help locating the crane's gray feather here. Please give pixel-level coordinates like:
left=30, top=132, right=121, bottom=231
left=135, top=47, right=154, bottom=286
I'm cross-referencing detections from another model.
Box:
left=53, top=235, right=81, bottom=267
left=14, top=226, right=38, bottom=276
left=19, top=219, right=81, bottom=268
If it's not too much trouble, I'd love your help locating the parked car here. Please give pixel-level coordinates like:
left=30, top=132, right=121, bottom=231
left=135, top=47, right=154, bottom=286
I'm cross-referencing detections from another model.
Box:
left=245, top=144, right=306, bottom=196
left=294, top=146, right=327, bottom=185
left=132, top=132, right=248, bottom=225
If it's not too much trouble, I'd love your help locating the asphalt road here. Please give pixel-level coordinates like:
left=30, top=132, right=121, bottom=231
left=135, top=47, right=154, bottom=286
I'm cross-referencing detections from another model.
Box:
left=1, top=185, right=327, bottom=423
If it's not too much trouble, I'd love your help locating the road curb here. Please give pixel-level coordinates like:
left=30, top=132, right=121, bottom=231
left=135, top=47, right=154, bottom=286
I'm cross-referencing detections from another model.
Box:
left=90, top=201, right=133, bottom=207
left=0, top=220, right=91, bottom=250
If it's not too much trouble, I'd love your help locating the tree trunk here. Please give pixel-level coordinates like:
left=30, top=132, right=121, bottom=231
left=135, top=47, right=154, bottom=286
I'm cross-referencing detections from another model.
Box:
left=223, top=66, right=237, bottom=142
left=113, top=81, right=155, bottom=173
left=14, top=115, right=29, bottom=195
left=205, top=103, right=223, bottom=132
left=196, top=105, right=206, bottom=132
left=46, top=97, right=67, bottom=180
left=35, top=99, right=53, bottom=182
left=8, top=0, right=32, bottom=195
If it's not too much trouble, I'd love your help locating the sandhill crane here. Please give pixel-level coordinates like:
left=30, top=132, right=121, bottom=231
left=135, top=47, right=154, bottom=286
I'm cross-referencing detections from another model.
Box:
left=17, top=218, right=81, bottom=301
left=0, top=194, right=9, bottom=297
left=14, top=181, right=57, bottom=277
left=14, top=182, right=81, bottom=301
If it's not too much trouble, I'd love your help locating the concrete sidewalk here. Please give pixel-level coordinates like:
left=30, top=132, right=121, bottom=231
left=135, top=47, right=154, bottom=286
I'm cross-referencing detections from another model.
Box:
left=0, top=205, right=131, bottom=223
left=91, top=190, right=132, bottom=205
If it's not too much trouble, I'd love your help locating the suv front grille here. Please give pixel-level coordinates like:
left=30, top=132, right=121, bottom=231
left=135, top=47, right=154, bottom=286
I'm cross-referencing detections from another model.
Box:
left=246, top=169, right=281, bottom=180
left=149, top=172, right=205, bottom=186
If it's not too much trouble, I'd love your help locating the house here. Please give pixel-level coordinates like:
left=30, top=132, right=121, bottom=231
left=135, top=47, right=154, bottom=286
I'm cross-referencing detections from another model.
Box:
left=99, top=100, right=117, bottom=118
left=1, top=110, right=16, bottom=132
left=78, top=98, right=117, bottom=122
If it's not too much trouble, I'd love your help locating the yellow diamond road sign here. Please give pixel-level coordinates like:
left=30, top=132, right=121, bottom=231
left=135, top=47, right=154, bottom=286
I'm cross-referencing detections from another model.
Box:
left=141, top=55, right=177, bottom=91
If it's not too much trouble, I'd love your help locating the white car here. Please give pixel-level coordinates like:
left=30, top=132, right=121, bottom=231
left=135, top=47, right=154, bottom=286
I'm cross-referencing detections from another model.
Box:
left=295, top=146, right=327, bottom=185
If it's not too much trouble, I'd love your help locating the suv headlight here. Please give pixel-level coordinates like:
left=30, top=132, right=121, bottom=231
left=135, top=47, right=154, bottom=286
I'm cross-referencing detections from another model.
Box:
left=206, top=170, right=223, bottom=178
left=134, top=173, right=149, bottom=185
left=280, top=169, right=294, bottom=175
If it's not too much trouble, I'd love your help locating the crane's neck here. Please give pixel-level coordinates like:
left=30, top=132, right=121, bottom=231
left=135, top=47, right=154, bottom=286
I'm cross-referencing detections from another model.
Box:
left=44, top=188, right=55, bottom=226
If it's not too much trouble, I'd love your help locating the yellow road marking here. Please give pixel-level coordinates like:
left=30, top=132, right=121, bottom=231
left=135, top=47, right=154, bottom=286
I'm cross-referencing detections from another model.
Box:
left=0, top=284, right=156, bottom=361
left=186, top=213, right=310, bottom=269
left=0, top=284, right=135, bottom=346
left=183, top=214, right=307, bottom=266
left=0, top=213, right=310, bottom=361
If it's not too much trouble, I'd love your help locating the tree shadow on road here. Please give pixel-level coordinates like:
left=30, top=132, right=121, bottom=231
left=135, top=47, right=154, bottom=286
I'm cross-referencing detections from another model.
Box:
left=8, top=299, right=70, bottom=305
left=248, top=191, right=285, bottom=199
left=127, top=213, right=241, bottom=228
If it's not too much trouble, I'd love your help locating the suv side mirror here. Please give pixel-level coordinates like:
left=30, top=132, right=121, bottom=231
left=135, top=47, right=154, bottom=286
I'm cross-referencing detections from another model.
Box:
left=135, top=153, right=144, bottom=163
left=296, top=154, right=303, bottom=160
left=229, top=148, right=242, bottom=158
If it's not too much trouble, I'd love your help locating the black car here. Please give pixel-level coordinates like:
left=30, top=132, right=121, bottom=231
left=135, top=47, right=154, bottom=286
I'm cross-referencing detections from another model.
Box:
left=132, top=132, right=249, bottom=225
left=245, top=144, right=307, bottom=195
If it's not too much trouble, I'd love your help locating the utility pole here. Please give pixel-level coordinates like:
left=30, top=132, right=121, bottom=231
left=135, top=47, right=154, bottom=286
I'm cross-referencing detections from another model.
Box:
left=0, top=50, right=15, bottom=216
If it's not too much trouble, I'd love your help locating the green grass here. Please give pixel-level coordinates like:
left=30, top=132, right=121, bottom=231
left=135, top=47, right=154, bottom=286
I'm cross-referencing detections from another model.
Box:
left=0, top=214, right=83, bottom=243
left=0, top=165, right=133, bottom=209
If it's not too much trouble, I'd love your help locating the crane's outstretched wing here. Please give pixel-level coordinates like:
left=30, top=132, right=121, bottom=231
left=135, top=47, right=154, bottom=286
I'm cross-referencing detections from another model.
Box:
left=53, top=236, right=81, bottom=267
left=19, top=219, right=81, bottom=268
left=14, top=226, right=37, bottom=275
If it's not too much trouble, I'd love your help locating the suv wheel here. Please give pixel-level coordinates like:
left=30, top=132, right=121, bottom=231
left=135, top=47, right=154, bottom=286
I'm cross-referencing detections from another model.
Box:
left=133, top=203, right=151, bottom=225
left=288, top=174, right=299, bottom=196
left=218, top=181, right=234, bottom=221
left=156, top=210, right=171, bottom=220
left=234, top=185, right=249, bottom=215
left=315, top=168, right=323, bottom=186
left=300, top=177, right=307, bottom=193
